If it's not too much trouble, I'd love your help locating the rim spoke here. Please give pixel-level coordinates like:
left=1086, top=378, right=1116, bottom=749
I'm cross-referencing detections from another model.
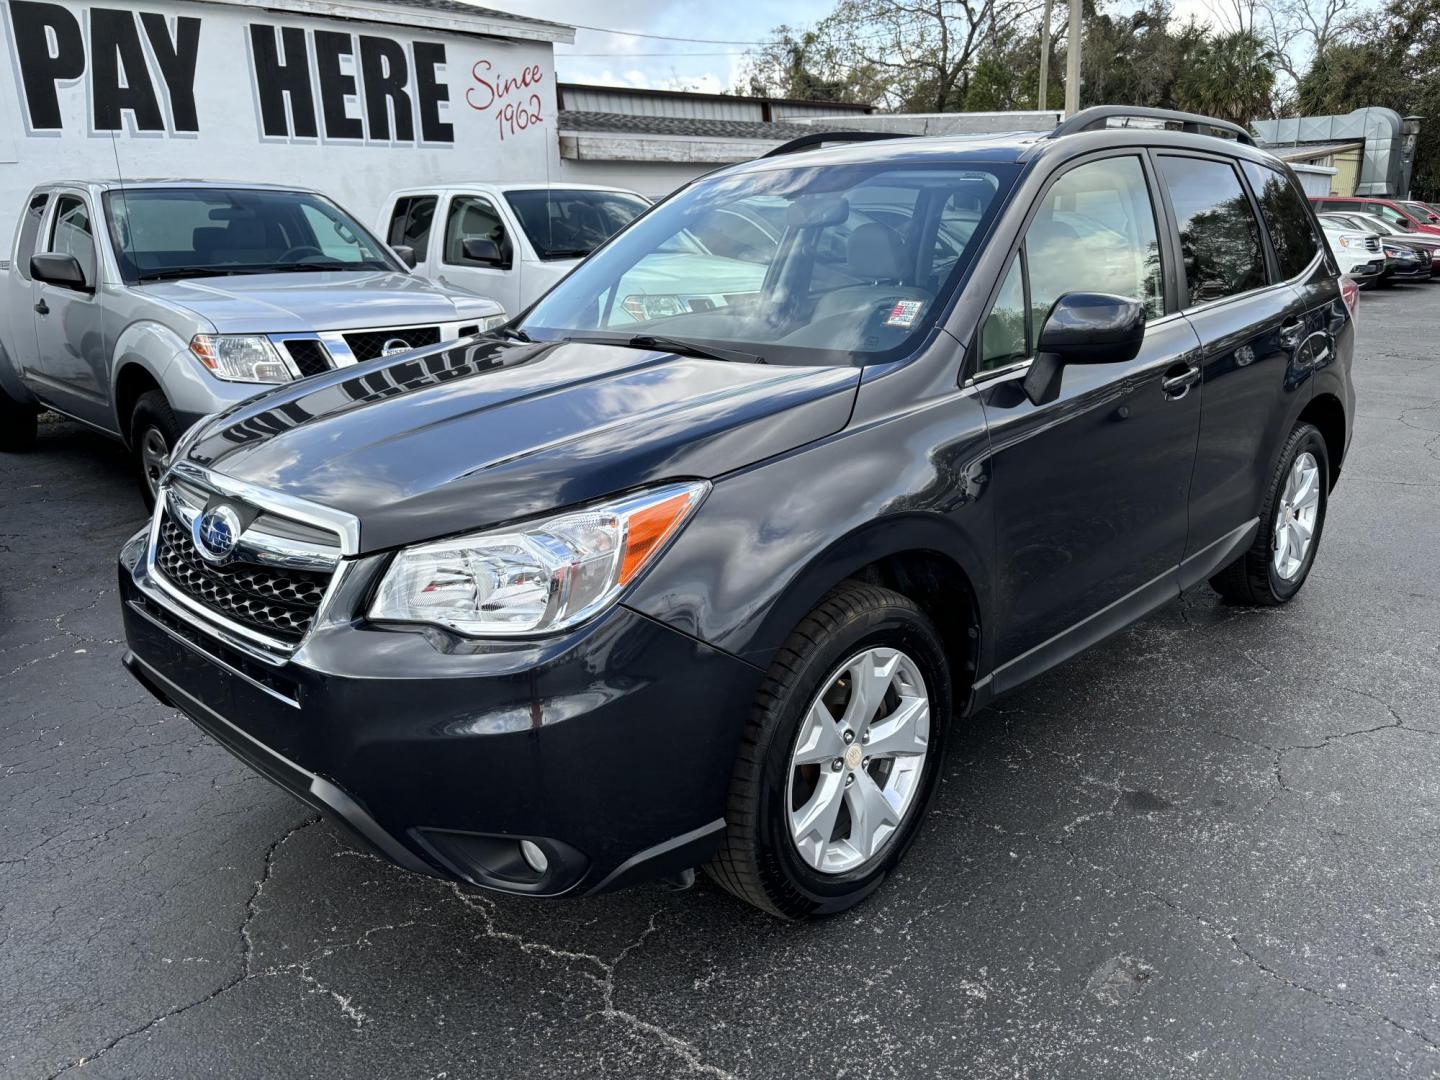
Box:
left=1292, top=464, right=1318, bottom=509
left=841, top=650, right=899, bottom=731
left=791, top=772, right=846, bottom=868
left=864, top=696, right=929, bottom=759
left=791, top=700, right=845, bottom=766
left=846, top=771, right=902, bottom=861
left=1291, top=513, right=1314, bottom=545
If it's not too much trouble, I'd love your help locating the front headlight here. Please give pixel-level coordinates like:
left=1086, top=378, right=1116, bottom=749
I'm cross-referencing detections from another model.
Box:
left=190, top=334, right=291, bottom=383
left=478, top=314, right=508, bottom=332
left=369, top=481, right=708, bottom=637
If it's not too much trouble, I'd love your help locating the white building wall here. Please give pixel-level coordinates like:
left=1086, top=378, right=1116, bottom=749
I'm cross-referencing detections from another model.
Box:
left=0, top=0, right=560, bottom=247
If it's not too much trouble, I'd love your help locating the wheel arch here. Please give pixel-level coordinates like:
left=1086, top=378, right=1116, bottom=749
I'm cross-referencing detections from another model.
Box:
left=1298, top=392, right=1347, bottom=489
left=741, top=514, right=990, bottom=712
left=113, top=362, right=164, bottom=448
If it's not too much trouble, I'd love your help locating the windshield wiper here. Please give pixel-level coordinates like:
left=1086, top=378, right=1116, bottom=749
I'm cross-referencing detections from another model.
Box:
left=563, top=334, right=764, bottom=364
left=135, top=266, right=253, bottom=282
left=493, top=326, right=532, bottom=342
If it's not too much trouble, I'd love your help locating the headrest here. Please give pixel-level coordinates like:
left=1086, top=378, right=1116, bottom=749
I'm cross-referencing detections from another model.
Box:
left=847, top=222, right=907, bottom=281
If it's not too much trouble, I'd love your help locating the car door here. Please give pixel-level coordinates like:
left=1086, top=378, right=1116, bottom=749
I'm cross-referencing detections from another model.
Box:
left=4, top=192, right=49, bottom=383
left=31, top=190, right=110, bottom=428
left=436, top=191, right=520, bottom=313
left=973, top=152, right=1203, bottom=690
left=1153, top=153, right=1315, bottom=583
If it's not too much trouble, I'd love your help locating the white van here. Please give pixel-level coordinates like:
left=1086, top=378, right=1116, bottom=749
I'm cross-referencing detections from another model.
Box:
left=379, top=183, right=649, bottom=315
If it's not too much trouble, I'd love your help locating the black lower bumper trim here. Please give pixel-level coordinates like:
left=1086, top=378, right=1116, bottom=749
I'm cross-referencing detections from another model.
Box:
left=123, top=650, right=443, bottom=880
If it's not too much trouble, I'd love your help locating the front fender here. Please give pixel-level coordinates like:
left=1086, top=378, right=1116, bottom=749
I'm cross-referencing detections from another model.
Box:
left=626, top=389, right=995, bottom=676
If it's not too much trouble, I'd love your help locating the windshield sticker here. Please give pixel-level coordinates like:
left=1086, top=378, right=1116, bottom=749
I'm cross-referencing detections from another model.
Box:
left=885, top=299, right=924, bottom=328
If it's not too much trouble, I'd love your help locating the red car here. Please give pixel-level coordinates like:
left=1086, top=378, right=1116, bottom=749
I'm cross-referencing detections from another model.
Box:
left=1310, top=195, right=1440, bottom=236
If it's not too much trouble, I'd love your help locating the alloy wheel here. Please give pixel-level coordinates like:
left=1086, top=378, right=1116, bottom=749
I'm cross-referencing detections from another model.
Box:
left=140, top=426, right=170, bottom=499
left=1273, top=450, right=1321, bottom=580
left=787, top=647, right=930, bottom=874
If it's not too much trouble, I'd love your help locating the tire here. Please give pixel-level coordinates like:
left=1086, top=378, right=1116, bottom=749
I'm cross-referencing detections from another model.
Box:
left=129, top=389, right=183, bottom=510
left=0, top=385, right=38, bottom=452
left=705, top=582, right=952, bottom=919
left=1210, top=421, right=1329, bottom=606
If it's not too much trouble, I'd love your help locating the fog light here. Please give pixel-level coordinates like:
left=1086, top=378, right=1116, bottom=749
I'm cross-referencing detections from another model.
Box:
left=520, top=840, right=548, bottom=874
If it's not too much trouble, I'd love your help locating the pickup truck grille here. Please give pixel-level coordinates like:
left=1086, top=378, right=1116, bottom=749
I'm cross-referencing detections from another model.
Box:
left=344, top=326, right=440, bottom=363
left=155, top=513, right=331, bottom=645
left=282, top=339, right=333, bottom=377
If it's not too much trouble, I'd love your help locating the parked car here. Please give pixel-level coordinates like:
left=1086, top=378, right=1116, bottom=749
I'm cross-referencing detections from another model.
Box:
left=1310, top=195, right=1440, bottom=237
left=121, top=107, right=1353, bottom=918
left=0, top=182, right=506, bottom=503
left=380, top=182, right=650, bottom=315
left=1319, top=211, right=1440, bottom=277
left=1315, top=216, right=1385, bottom=285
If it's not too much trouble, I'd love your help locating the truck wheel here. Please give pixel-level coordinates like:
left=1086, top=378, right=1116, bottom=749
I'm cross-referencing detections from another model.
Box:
left=1210, top=421, right=1329, bottom=606
left=0, top=387, right=38, bottom=452
left=706, top=582, right=952, bottom=919
left=130, top=390, right=183, bottom=509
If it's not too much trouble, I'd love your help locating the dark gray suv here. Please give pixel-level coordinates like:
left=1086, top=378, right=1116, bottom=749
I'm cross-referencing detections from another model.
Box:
left=120, top=107, right=1354, bottom=918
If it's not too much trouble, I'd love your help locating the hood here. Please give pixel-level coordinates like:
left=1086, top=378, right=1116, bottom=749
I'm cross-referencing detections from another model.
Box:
left=184, top=338, right=860, bottom=553
left=137, top=270, right=502, bottom=334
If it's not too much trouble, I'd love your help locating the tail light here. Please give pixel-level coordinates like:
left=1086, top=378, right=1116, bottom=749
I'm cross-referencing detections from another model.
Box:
left=1340, top=276, right=1359, bottom=322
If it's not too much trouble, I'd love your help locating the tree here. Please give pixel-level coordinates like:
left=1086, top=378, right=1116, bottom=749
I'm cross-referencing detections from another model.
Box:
left=740, top=27, right=860, bottom=102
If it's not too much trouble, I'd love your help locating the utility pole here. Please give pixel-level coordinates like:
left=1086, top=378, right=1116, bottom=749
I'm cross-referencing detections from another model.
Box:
left=1064, top=0, right=1081, bottom=117
left=1039, top=0, right=1052, bottom=112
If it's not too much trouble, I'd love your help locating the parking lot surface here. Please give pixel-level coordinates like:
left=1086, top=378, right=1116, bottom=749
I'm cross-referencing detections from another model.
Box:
left=3, top=286, right=1439, bottom=1079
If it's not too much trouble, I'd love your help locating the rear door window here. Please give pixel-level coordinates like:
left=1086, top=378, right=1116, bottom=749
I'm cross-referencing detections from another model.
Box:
left=1241, top=161, right=1322, bottom=279
left=15, top=193, right=48, bottom=281
left=1158, top=156, right=1268, bottom=305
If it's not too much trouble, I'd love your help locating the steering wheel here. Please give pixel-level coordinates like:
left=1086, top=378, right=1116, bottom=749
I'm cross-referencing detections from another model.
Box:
left=277, top=245, right=324, bottom=263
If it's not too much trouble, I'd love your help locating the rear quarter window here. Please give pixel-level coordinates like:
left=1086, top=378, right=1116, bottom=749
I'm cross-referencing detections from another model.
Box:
left=14, top=193, right=48, bottom=281
left=1241, top=161, right=1322, bottom=279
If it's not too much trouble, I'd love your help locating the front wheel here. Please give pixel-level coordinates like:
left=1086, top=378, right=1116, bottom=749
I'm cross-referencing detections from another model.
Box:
left=129, top=390, right=183, bottom=509
left=1210, top=421, right=1329, bottom=605
left=705, top=582, right=952, bottom=919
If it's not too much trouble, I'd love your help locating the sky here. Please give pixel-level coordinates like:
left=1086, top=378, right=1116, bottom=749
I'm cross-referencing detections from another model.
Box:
left=514, top=0, right=1228, bottom=96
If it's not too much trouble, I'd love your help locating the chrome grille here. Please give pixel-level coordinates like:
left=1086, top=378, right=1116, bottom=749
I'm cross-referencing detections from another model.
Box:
left=1365, top=236, right=1381, bottom=253
left=344, top=326, right=440, bottom=363
left=155, top=514, right=331, bottom=645
left=283, top=339, right=333, bottom=377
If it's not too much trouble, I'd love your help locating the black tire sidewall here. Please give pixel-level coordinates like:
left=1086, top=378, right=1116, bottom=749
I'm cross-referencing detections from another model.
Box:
left=1265, top=427, right=1329, bottom=602
left=754, top=605, right=952, bottom=916
left=130, top=391, right=182, bottom=508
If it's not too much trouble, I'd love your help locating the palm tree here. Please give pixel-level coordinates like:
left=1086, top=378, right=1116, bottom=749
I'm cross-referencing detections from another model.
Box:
left=1177, top=30, right=1276, bottom=125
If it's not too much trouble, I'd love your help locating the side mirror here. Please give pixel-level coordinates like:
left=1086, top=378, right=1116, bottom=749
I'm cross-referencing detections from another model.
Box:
left=31, top=252, right=90, bottom=292
left=462, top=234, right=508, bottom=268
left=392, top=244, right=418, bottom=269
left=1023, top=292, right=1146, bottom=406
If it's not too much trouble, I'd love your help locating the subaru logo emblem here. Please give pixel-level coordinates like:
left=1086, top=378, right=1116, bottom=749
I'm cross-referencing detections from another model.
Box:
left=380, top=338, right=412, bottom=357
left=193, top=505, right=242, bottom=563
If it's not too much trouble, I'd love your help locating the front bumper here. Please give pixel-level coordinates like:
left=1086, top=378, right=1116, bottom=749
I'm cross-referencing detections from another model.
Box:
left=118, top=529, right=762, bottom=897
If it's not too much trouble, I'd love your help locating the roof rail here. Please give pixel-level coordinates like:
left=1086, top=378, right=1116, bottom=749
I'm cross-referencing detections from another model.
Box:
left=1049, top=106, right=1257, bottom=147
left=762, top=130, right=909, bottom=158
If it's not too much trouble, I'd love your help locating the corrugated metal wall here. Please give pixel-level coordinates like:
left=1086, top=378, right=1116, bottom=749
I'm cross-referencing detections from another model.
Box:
left=561, top=87, right=766, bottom=121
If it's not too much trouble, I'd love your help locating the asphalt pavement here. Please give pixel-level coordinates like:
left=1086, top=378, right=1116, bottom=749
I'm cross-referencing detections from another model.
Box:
left=3, top=286, right=1439, bottom=1079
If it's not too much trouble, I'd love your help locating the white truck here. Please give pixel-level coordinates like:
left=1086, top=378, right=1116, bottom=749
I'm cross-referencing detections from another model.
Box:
left=0, top=180, right=505, bottom=503
left=378, top=182, right=650, bottom=315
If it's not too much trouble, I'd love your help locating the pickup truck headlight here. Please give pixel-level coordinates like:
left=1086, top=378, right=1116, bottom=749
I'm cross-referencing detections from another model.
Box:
left=477, top=314, right=508, bottom=332
left=190, top=334, right=292, bottom=383
left=370, top=481, right=708, bottom=636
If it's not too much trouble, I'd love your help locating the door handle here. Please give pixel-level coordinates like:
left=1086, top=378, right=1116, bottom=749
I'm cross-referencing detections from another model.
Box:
left=1161, top=362, right=1200, bottom=399
left=1278, top=316, right=1304, bottom=349
left=33, top=298, right=49, bottom=316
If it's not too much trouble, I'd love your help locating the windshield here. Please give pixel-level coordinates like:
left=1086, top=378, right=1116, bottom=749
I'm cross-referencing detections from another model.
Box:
left=519, top=161, right=1015, bottom=366
left=503, top=189, right=650, bottom=260
left=104, top=187, right=399, bottom=282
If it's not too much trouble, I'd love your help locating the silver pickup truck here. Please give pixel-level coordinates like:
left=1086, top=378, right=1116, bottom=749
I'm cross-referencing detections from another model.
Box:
left=0, top=181, right=506, bottom=503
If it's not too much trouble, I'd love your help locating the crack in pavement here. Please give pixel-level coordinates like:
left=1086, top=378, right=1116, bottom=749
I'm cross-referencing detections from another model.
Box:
left=42, top=816, right=323, bottom=1079
left=444, top=884, right=742, bottom=1079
